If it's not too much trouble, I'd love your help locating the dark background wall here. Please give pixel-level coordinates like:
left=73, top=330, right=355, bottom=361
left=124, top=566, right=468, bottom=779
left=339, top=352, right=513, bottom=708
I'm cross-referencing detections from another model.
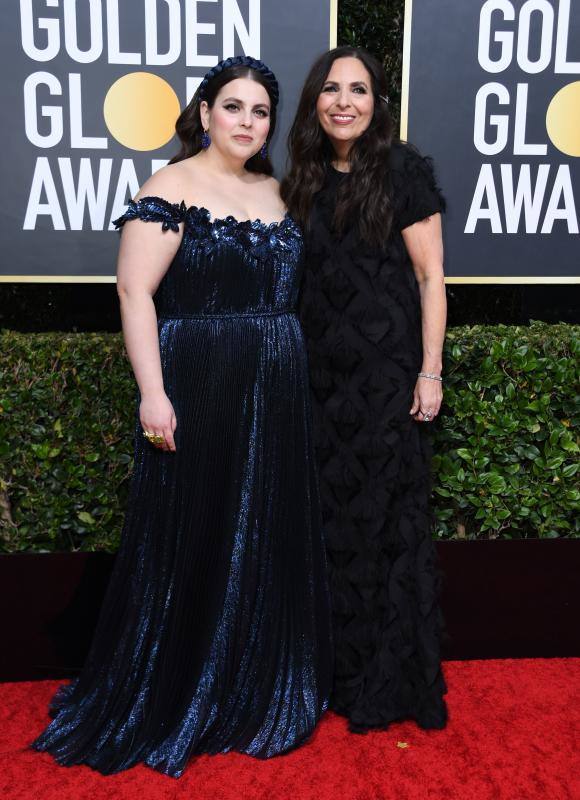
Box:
left=0, top=282, right=577, bottom=333
left=1, top=0, right=577, bottom=332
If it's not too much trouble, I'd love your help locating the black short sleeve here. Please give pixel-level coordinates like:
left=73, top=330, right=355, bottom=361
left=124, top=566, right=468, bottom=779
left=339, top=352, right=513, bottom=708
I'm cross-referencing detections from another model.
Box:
left=390, top=141, right=446, bottom=231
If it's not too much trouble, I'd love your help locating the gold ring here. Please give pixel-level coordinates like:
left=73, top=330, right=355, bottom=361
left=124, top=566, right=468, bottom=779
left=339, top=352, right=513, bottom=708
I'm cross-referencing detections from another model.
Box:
left=143, top=431, right=165, bottom=445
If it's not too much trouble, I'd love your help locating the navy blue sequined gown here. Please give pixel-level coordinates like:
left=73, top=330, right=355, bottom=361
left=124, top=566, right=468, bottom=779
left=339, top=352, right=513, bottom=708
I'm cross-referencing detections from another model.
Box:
left=31, top=198, right=332, bottom=777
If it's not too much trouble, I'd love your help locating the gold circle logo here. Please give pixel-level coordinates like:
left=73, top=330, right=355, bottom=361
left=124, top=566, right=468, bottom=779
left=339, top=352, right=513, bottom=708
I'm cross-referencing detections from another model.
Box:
left=104, top=72, right=180, bottom=151
left=546, top=81, right=580, bottom=158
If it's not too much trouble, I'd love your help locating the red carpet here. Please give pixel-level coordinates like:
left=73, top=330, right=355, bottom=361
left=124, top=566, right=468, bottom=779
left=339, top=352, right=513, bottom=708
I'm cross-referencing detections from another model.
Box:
left=1, top=659, right=578, bottom=800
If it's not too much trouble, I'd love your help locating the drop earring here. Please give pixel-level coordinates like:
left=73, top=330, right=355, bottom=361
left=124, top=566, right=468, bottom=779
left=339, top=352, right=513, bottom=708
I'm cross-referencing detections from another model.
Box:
left=201, top=129, right=211, bottom=148
left=260, top=141, right=268, bottom=159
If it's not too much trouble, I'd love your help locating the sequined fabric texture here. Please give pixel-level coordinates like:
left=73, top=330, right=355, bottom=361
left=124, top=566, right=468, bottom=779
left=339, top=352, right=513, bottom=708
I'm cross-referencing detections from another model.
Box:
left=30, top=198, right=333, bottom=777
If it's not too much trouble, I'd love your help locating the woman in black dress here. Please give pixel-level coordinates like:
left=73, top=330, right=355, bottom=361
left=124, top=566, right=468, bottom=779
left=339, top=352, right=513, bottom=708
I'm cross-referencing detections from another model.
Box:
left=281, top=46, right=448, bottom=733
left=31, top=57, right=332, bottom=776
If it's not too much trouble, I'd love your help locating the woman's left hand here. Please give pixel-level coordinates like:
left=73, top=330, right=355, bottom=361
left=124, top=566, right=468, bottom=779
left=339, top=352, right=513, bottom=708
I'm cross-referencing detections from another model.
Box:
left=410, top=376, right=443, bottom=423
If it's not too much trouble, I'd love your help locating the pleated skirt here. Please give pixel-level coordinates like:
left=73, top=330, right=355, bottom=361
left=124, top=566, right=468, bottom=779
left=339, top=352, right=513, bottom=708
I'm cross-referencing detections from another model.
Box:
left=31, top=312, right=333, bottom=777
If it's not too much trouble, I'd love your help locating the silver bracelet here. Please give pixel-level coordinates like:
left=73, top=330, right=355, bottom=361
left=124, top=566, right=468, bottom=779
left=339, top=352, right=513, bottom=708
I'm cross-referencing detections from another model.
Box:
left=418, top=372, right=443, bottom=382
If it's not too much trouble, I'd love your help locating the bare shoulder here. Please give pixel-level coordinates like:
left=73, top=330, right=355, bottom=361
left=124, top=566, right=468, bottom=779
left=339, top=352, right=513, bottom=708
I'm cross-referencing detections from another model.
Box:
left=134, top=160, right=193, bottom=205
left=252, top=174, right=280, bottom=191
left=260, top=175, right=286, bottom=217
left=251, top=174, right=282, bottom=202
left=263, top=174, right=280, bottom=188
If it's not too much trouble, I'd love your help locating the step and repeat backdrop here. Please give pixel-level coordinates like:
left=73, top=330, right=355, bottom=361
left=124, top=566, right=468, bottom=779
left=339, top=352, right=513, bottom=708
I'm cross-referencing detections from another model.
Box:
left=402, top=0, right=579, bottom=282
left=0, top=0, right=334, bottom=280
left=2, top=1, right=578, bottom=284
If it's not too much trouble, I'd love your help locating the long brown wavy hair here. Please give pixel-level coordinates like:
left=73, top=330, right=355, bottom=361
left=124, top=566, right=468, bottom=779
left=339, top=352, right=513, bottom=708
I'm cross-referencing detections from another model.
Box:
left=280, top=46, right=395, bottom=244
left=169, top=65, right=277, bottom=175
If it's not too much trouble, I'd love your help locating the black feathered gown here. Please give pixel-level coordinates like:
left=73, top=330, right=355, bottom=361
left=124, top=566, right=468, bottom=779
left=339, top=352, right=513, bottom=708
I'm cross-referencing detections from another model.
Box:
left=31, top=199, right=332, bottom=777
left=299, top=142, right=448, bottom=733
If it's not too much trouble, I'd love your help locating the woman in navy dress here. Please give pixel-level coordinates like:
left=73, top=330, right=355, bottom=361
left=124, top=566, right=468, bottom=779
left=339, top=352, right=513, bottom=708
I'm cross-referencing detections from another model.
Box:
left=31, top=56, right=332, bottom=777
left=282, top=47, right=448, bottom=733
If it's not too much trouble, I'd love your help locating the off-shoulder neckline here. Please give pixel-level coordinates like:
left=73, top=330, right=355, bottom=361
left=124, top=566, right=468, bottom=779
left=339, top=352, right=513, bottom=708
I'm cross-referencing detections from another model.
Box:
left=133, top=196, right=292, bottom=231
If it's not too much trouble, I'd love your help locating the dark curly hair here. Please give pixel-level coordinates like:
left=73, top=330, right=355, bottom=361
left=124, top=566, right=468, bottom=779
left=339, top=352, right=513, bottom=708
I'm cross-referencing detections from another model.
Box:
left=280, top=46, right=395, bottom=245
left=169, top=64, right=277, bottom=175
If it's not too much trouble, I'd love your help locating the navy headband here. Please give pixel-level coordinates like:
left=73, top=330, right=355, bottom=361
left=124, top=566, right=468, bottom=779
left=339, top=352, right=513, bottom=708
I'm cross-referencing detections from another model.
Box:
left=198, top=56, right=279, bottom=107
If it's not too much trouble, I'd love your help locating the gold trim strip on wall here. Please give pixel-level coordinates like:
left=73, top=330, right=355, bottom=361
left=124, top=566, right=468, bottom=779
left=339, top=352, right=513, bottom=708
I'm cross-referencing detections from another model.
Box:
left=444, top=276, right=580, bottom=285
left=329, top=0, right=338, bottom=48
left=0, top=275, right=117, bottom=283
left=1, top=275, right=578, bottom=285
left=400, top=0, right=413, bottom=140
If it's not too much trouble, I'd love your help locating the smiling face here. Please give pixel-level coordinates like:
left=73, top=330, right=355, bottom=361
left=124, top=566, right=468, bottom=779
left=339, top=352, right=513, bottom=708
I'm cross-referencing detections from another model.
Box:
left=200, top=77, right=271, bottom=162
left=316, top=57, right=374, bottom=157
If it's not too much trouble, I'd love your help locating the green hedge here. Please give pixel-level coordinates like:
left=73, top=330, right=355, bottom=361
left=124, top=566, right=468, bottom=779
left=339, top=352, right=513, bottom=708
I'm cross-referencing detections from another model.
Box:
left=0, top=322, right=578, bottom=552
left=338, top=0, right=405, bottom=123
left=433, top=324, right=578, bottom=540
left=0, top=333, right=135, bottom=553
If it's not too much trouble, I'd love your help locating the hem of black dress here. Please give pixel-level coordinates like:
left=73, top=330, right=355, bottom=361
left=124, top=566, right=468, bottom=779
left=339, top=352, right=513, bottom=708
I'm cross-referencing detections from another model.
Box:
left=330, top=691, right=448, bottom=735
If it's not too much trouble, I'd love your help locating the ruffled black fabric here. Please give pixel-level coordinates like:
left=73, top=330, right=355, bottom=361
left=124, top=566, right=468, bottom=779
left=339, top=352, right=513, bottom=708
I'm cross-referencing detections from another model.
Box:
left=389, top=142, right=446, bottom=231
left=300, top=141, right=448, bottom=733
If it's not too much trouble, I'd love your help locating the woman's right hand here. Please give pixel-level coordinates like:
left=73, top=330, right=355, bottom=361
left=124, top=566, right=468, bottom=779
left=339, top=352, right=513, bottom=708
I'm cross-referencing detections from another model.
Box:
left=140, top=392, right=177, bottom=452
